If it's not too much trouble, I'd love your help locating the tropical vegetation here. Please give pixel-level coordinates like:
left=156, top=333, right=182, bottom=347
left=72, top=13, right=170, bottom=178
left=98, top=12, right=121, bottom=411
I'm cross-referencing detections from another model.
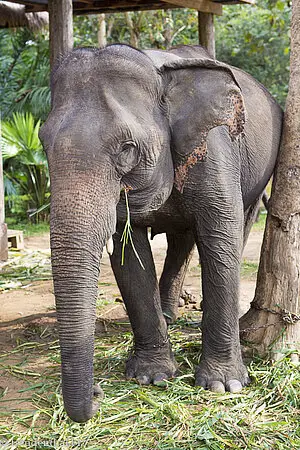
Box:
left=1, top=112, right=49, bottom=222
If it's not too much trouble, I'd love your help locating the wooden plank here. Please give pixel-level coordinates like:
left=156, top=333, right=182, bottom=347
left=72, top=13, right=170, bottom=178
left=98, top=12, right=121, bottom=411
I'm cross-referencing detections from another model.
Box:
left=73, top=5, right=179, bottom=14
left=10, top=0, right=47, bottom=10
left=72, top=0, right=179, bottom=10
left=25, top=5, right=48, bottom=12
left=8, top=0, right=252, bottom=13
left=48, top=0, right=74, bottom=68
left=72, top=0, right=222, bottom=14
left=161, top=0, right=222, bottom=15
left=7, top=230, right=24, bottom=250
left=214, top=0, right=254, bottom=3
left=9, top=0, right=48, bottom=5
left=0, top=223, right=8, bottom=261
left=198, top=11, right=215, bottom=57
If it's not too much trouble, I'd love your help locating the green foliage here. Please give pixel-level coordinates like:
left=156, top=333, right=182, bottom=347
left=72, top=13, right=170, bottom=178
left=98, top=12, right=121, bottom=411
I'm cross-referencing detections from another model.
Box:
left=0, top=28, right=50, bottom=121
left=253, top=211, right=267, bottom=231
left=241, top=259, right=259, bottom=279
left=7, top=221, right=50, bottom=237
left=74, top=9, right=199, bottom=49
left=216, top=1, right=291, bottom=107
left=1, top=112, right=50, bottom=221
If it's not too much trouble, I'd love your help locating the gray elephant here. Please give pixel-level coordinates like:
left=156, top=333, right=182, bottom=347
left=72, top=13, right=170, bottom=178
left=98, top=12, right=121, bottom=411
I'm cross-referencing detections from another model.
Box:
left=39, top=44, right=283, bottom=422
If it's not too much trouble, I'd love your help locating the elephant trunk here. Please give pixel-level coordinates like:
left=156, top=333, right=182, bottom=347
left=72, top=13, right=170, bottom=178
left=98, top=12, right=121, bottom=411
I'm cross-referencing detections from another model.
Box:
left=52, top=246, right=102, bottom=422
left=50, top=168, right=118, bottom=422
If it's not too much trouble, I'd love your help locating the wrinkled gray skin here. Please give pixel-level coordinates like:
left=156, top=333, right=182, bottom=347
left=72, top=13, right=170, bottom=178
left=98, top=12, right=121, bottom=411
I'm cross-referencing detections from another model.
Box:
left=39, top=44, right=283, bottom=423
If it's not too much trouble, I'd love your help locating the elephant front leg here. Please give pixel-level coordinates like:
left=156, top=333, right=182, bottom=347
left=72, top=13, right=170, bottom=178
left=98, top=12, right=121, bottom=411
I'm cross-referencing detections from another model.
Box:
left=159, top=230, right=195, bottom=324
left=110, top=225, right=177, bottom=385
left=194, top=206, right=250, bottom=393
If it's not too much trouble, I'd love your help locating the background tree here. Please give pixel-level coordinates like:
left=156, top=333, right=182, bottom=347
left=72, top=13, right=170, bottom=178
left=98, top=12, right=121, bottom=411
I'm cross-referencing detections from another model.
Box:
left=124, top=11, right=145, bottom=47
left=240, top=0, right=300, bottom=361
left=97, top=14, right=107, bottom=47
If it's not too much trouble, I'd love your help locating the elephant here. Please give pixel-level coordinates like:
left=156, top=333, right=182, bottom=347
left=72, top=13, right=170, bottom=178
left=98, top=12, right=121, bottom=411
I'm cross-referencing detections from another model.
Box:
left=39, top=44, right=283, bottom=423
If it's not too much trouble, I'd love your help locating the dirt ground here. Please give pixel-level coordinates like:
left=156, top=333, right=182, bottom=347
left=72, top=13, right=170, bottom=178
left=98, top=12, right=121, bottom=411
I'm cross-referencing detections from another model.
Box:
left=0, top=230, right=263, bottom=419
left=0, top=230, right=263, bottom=328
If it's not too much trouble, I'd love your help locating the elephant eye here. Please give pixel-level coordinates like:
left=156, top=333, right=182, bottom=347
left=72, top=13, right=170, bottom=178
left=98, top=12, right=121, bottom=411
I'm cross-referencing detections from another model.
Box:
left=121, top=140, right=138, bottom=151
left=116, top=140, right=140, bottom=176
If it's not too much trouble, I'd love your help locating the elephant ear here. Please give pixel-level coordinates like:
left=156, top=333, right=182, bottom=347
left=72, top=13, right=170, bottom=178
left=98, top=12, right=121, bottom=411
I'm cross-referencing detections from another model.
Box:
left=160, top=58, right=246, bottom=192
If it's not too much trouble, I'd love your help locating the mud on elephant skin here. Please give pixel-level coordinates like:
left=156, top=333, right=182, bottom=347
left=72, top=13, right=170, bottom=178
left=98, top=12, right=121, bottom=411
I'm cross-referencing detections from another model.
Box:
left=39, top=44, right=283, bottom=422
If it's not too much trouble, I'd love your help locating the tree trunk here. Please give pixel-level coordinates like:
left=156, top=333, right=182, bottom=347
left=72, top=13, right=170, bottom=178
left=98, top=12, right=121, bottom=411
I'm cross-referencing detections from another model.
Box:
left=98, top=13, right=107, bottom=48
left=198, top=12, right=215, bottom=59
left=48, top=0, right=73, bottom=69
left=240, top=0, right=300, bottom=361
left=125, top=12, right=145, bottom=48
left=163, top=10, right=174, bottom=49
left=0, top=118, right=8, bottom=261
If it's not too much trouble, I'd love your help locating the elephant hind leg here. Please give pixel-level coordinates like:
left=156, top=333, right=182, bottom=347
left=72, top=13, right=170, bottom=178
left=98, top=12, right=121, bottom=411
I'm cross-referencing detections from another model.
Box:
left=159, top=230, right=195, bottom=324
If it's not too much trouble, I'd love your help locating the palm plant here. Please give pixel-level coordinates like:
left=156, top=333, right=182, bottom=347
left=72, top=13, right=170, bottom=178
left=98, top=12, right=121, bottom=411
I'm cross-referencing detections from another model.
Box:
left=0, top=29, right=51, bottom=121
left=1, top=112, right=50, bottom=221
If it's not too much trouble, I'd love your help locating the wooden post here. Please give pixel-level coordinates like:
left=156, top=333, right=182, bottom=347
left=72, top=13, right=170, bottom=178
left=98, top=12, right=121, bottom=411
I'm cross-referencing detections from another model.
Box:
left=98, top=14, right=107, bottom=48
left=198, top=12, right=215, bottom=59
left=0, top=117, right=8, bottom=261
left=48, top=0, right=74, bottom=69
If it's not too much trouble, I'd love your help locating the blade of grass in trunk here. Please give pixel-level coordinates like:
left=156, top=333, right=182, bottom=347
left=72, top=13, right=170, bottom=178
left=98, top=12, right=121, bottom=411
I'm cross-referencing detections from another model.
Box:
left=120, top=187, right=145, bottom=270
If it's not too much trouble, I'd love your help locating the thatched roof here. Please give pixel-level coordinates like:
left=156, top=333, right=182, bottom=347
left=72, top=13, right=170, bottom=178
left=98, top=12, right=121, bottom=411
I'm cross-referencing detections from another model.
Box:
left=0, top=1, right=48, bottom=30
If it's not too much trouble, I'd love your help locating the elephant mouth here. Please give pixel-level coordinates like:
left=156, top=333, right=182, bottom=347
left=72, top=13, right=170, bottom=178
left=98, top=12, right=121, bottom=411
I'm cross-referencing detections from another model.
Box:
left=117, top=183, right=172, bottom=221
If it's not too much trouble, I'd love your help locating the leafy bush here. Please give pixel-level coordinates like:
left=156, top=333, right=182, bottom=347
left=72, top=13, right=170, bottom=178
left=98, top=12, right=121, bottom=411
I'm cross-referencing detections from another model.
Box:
left=0, top=28, right=50, bottom=121
left=1, top=112, right=50, bottom=222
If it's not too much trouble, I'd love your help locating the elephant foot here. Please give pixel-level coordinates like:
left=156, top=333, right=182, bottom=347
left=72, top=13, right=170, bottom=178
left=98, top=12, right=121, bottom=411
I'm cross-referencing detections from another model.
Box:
left=195, top=357, right=250, bottom=393
left=126, top=342, right=177, bottom=386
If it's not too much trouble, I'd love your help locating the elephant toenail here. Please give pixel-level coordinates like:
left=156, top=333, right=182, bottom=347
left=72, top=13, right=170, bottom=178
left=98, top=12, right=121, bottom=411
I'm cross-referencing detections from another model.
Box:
left=209, top=381, right=225, bottom=393
left=226, top=379, right=243, bottom=393
left=93, top=384, right=104, bottom=399
left=137, top=375, right=151, bottom=385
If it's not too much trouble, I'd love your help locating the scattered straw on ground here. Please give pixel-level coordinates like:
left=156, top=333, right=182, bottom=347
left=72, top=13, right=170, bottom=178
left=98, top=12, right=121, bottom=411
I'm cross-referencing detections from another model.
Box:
left=0, top=250, right=52, bottom=291
left=0, top=324, right=299, bottom=450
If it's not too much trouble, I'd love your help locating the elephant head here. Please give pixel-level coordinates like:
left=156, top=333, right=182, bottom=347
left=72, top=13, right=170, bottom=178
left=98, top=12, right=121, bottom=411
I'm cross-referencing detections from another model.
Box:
left=39, top=44, right=244, bottom=422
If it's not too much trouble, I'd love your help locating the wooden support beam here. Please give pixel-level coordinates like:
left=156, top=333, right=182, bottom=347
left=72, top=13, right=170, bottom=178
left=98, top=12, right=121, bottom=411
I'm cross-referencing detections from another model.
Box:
left=72, top=1, right=182, bottom=13
left=73, top=4, right=180, bottom=14
left=161, top=0, right=222, bottom=15
left=8, top=0, right=254, bottom=14
left=198, top=11, right=215, bottom=58
left=48, top=0, right=74, bottom=69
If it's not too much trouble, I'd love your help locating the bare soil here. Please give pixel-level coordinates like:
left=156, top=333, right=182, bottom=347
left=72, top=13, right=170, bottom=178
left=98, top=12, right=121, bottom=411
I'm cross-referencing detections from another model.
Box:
left=1, top=230, right=262, bottom=333
left=0, top=230, right=263, bottom=418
